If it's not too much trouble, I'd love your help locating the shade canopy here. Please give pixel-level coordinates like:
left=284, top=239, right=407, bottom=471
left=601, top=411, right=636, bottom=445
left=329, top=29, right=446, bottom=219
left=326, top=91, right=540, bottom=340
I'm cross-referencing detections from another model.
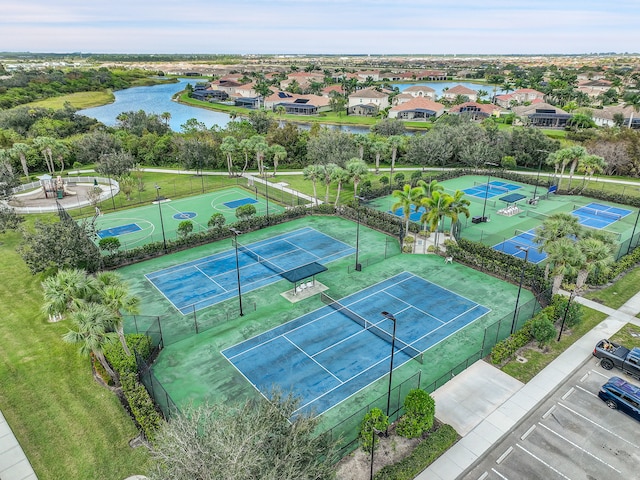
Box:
left=499, top=193, right=527, bottom=204
left=280, top=262, right=328, bottom=283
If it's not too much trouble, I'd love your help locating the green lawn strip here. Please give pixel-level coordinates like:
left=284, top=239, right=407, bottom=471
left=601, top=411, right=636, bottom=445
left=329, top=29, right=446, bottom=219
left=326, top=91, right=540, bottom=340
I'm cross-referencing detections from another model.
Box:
left=23, top=90, right=116, bottom=110
left=584, top=266, right=640, bottom=309
left=609, top=323, right=640, bottom=348
left=0, top=228, right=149, bottom=479
left=501, top=306, right=608, bottom=383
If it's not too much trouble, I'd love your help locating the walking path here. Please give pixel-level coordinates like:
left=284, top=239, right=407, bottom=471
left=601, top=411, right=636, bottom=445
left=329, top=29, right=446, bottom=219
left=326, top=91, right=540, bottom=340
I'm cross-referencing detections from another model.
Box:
left=417, top=289, right=640, bottom=480
left=0, top=410, right=36, bottom=479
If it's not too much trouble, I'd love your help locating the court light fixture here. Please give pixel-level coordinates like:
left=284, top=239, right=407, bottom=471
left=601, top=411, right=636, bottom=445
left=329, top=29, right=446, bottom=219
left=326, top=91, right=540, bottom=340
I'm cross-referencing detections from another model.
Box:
left=511, top=246, right=530, bottom=335
left=230, top=228, right=244, bottom=316
left=354, top=195, right=366, bottom=272
left=381, top=311, right=398, bottom=435
left=154, top=184, right=167, bottom=252
left=480, top=162, right=499, bottom=223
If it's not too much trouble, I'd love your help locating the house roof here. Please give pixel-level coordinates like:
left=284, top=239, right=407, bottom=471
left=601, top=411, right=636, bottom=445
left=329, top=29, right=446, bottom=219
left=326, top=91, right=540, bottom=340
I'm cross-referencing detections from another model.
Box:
left=512, top=103, right=569, bottom=115
left=349, top=88, right=388, bottom=99
left=444, top=85, right=477, bottom=95
left=389, top=97, right=444, bottom=113
left=449, top=102, right=500, bottom=115
left=403, top=85, right=435, bottom=93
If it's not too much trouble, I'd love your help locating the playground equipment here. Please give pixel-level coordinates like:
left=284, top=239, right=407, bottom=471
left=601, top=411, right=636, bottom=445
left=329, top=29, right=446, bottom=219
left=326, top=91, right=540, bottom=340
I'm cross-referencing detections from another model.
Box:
left=40, top=175, right=76, bottom=199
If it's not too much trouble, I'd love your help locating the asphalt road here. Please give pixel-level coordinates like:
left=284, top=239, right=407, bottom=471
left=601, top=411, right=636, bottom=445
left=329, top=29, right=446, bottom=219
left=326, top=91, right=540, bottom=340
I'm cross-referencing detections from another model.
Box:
left=461, top=357, right=640, bottom=480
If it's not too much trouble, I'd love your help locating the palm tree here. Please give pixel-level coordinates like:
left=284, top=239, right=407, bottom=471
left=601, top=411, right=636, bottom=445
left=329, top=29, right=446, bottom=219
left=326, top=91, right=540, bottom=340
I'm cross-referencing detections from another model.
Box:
left=392, top=184, right=423, bottom=237
left=330, top=166, right=351, bottom=206
left=220, top=136, right=238, bottom=177
left=354, top=135, right=370, bottom=161
left=94, top=271, right=140, bottom=357
left=370, top=139, right=387, bottom=174
left=249, top=135, right=269, bottom=177
left=387, top=135, right=404, bottom=180
left=546, top=238, right=583, bottom=294
left=321, top=163, right=337, bottom=204
left=547, top=146, right=587, bottom=192
left=575, top=234, right=615, bottom=293
left=446, top=190, right=471, bottom=237
left=577, top=154, right=606, bottom=194
left=420, top=191, right=454, bottom=247
left=269, top=144, right=287, bottom=177
left=534, top=213, right=582, bottom=280
left=9, top=143, right=31, bottom=180
left=41, top=268, right=93, bottom=322
left=63, top=303, right=120, bottom=385
left=239, top=138, right=252, bottom=175
left=416, top=179, right=443, bottom=198
left=346, top=158, right=369, bottom=198
left=161, top=112, right=172, bottom=127
left=302, top=164, right=322, bottom=206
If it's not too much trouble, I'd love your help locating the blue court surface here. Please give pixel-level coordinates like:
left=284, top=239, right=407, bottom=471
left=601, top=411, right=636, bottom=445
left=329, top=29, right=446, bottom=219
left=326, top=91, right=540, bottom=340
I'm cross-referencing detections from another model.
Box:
left=464, top=181, right=521, bottom=199
left=145, top=227, right=354, bottom=314
left=222, top=271, right=490, bottom=417
left=223, top=197, right=258, bottom=209
left=388, top=206, right=425, bottom=223
left=493, top=229, right=547, bottom=263
left=96, top=223, right=142, bottom=239
left=572, top=202, right=632, bottom=229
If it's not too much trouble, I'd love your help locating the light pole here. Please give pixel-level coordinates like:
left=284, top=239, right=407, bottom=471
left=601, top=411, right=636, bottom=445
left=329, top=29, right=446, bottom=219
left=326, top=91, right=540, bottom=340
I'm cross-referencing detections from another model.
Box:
left=263, top=166, right=270, bottom=218
left=481, top=162, right=499, bottom=222
left=369, top=426, right=381, bottom=480
left=354, top=195, right=366, bottom=271
left=627, top=206, right=640, bottom=255
left=557, top=290, right=576, bottom=341
left=230, top=228, right=244, bottom=316
left=381, top=311, right=397, bottom=434
left=155, top=184, right=167, bottom=252
left=511, top=246, right=530, bottom=335
left=533, top=150, right=549, bottom=202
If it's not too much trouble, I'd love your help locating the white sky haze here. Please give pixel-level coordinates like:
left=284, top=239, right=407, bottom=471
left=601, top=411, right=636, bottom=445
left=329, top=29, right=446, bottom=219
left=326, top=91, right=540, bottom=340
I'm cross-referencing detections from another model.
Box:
left=1, top=0, right=639, bottom=54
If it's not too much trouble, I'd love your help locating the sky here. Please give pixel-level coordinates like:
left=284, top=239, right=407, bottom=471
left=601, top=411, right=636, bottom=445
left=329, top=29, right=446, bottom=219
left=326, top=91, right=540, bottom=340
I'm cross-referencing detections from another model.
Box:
left=2, top=0, right=640, bottom=55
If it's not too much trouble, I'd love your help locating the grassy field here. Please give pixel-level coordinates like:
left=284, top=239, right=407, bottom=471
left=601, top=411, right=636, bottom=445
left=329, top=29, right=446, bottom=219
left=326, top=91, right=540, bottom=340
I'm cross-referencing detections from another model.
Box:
left=24, top=90, right=115, bottom=110
left=584, top=266, right=640, bottom=309
left=501, top=306, right=608, bottom=383
left=0, top=222, right=150, bottom=479
left=610, top=323, right=640, bottom=347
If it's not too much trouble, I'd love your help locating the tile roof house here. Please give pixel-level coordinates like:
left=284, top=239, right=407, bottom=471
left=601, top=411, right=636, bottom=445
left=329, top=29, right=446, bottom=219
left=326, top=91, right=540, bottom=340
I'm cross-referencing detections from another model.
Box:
left=388, top=97, right=445, bottom=121
left=356, top=70, right=383, bottom=82
left=392, top=93, right=416, bottom=106
left=494, top=88, right=545, bottom=108
left=590, top=105, right=640, bottom=128
left=402, top=85, right=436, bottom=100
left=211, top=79, right=244, bottom=96
left=448, top=102, right=502, bottom=120
left=280, top=72, right=324, bottom=90
left=440, top=85, right=478, bottom=102
left=322, top=85, right=345, bottom=96
left=577, top=79, right=614, bottom=97
left=414, top=70, right=447, bottom=81
left=347, top=88, right=390, bottom=116
left=512, top=103, right=572, bottom=128
left=264, top=91, right=330, bottom=115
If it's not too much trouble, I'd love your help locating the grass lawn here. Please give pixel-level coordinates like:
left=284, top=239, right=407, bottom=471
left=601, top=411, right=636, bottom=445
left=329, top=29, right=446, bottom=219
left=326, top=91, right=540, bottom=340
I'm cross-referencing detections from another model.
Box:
left=0, top=223, right=150, bottom=479
left=23, top=90, right=116, bottom=110
left=501, top=306, right=608, bottom=383
left=584, top=266, right=640, bottom=309
left=610, top=323, right=640, bottom=348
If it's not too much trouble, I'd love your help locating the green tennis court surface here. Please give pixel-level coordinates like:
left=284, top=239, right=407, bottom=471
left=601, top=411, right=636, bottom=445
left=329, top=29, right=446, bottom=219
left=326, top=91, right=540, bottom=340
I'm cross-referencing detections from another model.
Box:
left=92, top=187, right=283, bottom=250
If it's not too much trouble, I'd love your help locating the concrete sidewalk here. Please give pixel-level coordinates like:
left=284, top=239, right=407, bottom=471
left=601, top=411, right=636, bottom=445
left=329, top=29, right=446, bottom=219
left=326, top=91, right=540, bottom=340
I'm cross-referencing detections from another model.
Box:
left=417, top=289, right=640, bottom=480
left=0, top=410, right=37, bottom=479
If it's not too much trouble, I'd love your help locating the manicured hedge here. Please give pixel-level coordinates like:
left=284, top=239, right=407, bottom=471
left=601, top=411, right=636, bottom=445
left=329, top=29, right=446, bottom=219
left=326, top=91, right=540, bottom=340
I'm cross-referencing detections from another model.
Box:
left=120, top=372, right=163, bottom=441
left=374, top=424, right=458, bottom=480
left=490, top=306, right=555, bottom=364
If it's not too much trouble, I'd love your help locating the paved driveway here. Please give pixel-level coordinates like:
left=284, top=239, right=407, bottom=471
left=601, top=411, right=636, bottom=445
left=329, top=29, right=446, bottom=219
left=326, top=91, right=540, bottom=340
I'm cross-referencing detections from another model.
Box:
left=461, top=357, right=640, bottom=479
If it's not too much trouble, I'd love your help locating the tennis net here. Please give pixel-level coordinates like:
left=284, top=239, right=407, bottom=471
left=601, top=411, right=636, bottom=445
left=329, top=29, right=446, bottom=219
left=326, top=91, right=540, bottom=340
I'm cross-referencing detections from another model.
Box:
left=320, top=292, right=423, bottom=363
left=513, top=229, right=538, bottom=243
left=573, top=205, right=622, bottom=221
left=233, top=239, right=284, bottom=275
left=526, top=210, right=549, bottom=221
left=473, top=181, right=510, bottom=194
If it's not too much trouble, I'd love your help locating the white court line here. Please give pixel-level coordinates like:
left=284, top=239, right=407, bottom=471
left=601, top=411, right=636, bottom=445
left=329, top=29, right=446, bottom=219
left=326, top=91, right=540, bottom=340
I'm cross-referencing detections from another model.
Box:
left=537, top=422, right=621, bottom=473
left=282, top=335, right=343, bottom=384
left=516, top=443, right=572, bottom=480
left=557, top=402, right=640, bottom=449
left=194, top=265, right=227, bottom=293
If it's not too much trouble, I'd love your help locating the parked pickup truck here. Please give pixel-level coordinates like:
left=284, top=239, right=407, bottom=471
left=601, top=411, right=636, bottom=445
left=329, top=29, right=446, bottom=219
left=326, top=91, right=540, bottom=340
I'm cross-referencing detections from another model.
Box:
left=593, top=339, right=640, bottom=379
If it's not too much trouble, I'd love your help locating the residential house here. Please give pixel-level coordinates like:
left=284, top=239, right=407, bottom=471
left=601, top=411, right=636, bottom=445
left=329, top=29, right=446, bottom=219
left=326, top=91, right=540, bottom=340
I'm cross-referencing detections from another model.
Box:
left=512, top=103, right=572, bottom=128
left=577, top=79, right=614, bottom=98
left=356, top=70, right=383, bottom=82
left=280, top=72, right=324, bottom=91
left=191, top=83, right=229, bottom=102
left=234, top=82, right=258, bottom=98
left=264, top=91, right=330, bottom=115
left=590, top=105, right=640, bottom=128
left=440, top=85, right=478, bottom=102
left=448, top=102, right=501, bottom=120
left=347, top=88, right=390, bottom=116
left=321, top=85, right=345, bottom=97
left=401, top=85, right=436, bottom=100
left=494, top=88, right=545, bottom=108
left=388, top=97, right=445, bottom=121
left=414, top=70, right=447, bottom=81
left=211, top=79, right=244, bottom=97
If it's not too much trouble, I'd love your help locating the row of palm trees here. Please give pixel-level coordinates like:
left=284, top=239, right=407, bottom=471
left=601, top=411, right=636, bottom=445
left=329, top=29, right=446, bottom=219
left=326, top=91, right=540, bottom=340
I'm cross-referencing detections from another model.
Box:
left=533, top=213, right=616, bottom=294
left=41, top=269, right=140, bottom=385
left=391, top=180, right=471, bottom=248
left=545, top=146, right=606, bottom=194
left=302, top=159, right=369, bottom=206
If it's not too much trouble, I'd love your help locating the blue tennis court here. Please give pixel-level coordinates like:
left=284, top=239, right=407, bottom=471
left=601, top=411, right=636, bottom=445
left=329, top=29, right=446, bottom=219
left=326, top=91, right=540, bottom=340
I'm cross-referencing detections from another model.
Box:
left=572, top=202, right=632, bottom=229
left=223, top=197, right=258, bottom=209
left=464, top=180, right=521, bottom=199
left=222, top=271, right=490, bottom=417
left=492, top=229, right=547, bottom=263
left=388, top=206, right=425, bottom=222
left=145, top=227, right=354, bottom=314
left=96, top=223, right=142, bottom=238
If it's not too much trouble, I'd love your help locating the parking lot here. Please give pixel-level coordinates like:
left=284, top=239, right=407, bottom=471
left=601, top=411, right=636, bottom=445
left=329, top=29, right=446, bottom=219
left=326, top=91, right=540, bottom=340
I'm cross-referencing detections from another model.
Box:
left=462, top=357, right=640, bottom=480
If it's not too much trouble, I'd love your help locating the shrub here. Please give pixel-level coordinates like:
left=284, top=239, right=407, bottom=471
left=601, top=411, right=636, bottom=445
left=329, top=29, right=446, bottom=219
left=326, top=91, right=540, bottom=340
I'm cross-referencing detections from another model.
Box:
left=98, top=236, right=121, bottom=254
left=104, top=334, right=153, bottom=376
left=394, top=172, right=405, bottom=184
left=208, top=212, right=226, bottom=229
left=374, top=424, right=458, bottom=480
left=120, top=372, right=163, bottom=441
left=359, top=408, right=389, bottom=453
left=235, top=204, right=256, bottom=220
left=530, top=313, right=556, bottom=347
left=380, top=175, right=389, bottom=185
left=177, top=220, right=193, bottom=237
left=551, top=294, right=583, bottom=328
left=396, top=389, right=435, bottom=438
left=490, top=319, right=534, bottom=364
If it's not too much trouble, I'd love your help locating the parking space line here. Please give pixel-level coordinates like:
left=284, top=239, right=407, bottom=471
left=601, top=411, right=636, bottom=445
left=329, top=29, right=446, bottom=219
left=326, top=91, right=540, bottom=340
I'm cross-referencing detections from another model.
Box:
left=496, top=446, right=513, bottom=464
left=537, top=422, right=622, bottom=472
left=516, top=443, right=572, bottom=480
left=476, top=472, right=489, bottom=480
left=580, top=372, right=589, bottom=382
left=490, top=468, right=509, bottom=480
left=521, top=424, right=537, bottom=440
left=574, top=384, right=598, bottom=397
left=542, top=405, right=556, bottom=419
left=562, top=387, right=575, bottom=400
left=591, top=368, right=609, bottom=379
left=557, top=402, right=640, bottom=449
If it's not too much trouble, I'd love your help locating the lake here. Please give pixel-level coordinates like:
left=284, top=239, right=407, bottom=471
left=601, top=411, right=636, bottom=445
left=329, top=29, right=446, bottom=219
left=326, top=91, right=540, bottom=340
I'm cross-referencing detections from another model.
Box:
left=79, top=78, right=500, bottom=133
